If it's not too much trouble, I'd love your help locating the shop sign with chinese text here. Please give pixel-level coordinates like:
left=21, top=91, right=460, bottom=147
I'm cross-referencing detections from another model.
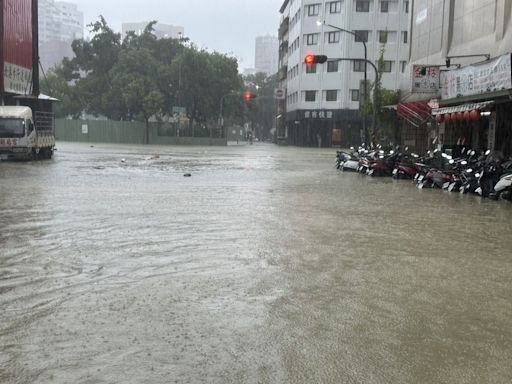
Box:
left=441, top=53, right=512, bottom=100
left=304, top=110, right=334, bottom=119
left=412, top=65, right=440, bottom=92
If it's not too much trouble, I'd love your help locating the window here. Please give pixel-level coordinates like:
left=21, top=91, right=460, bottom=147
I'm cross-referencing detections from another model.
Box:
left=305, top=91, right=316, bottom=102
left=356, top=0, right=370, bottom=12
left=307, top=4, right=320, bottom=16
left=327, top=31, right=340, bottom=43
left=382, top=60, right=393, bottom=72
left=379, top=31, right=388, bottom=43
left=400, top=61, right=407, bottom=73
left=380, top=1, right=388, bottom=12
left=354, top=30, right=369, bottom=43
left=306, top=33, right=319, bottom=45
left=351, top=89, right=360, bottom=101
left=402, top=31, right=408, bottom=44
left=404, top=1, right=409, bottom=13
left=327, top=61, right=339, bottom=72
left=306, top=63, right=317, bottom=73
left=326, top=90, right=338, bottom=102
left=353, top=60, right=366, bottom=72
left=329, top=1, right=342, bottom=13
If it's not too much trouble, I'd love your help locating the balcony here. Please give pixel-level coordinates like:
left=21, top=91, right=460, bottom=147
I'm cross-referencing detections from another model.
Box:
left=278, top=65, right=288, bottom=81
left=279, top=16, right=289, bottom=40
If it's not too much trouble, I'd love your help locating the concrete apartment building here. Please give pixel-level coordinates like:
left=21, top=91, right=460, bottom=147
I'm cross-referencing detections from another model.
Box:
left=277, top=0, right=410, bottom=147
left=397, top=0, right=512, bottom=157
left=38, top=0, right=84, bottom=71
left=122, top=22, right=185, bottom=40
left=255, top=35, right=279, bottom=75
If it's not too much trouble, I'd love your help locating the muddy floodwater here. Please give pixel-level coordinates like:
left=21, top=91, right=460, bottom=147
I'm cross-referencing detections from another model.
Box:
left=1, top=142, right=512, bottom=384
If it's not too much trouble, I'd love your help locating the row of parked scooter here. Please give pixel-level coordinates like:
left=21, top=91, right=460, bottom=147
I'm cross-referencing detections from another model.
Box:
left=336, top=145, right=512, bottom=200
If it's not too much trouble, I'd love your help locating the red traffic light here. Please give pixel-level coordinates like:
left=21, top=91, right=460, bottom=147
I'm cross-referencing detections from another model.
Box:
left=304, top=54, right=328, bottom=64
left=244, top=91, right=257, bottom=102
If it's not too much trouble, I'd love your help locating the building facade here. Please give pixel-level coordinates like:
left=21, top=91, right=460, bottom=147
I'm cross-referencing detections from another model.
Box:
left=397, top=0, right=512, bottom=157
left=255, top=35, right=279, bottom=75
left=38, top=0, right=84, bottom=71
left=278, top=0, right=410, bottom=147
left=122, top=22, right=185, bottom=40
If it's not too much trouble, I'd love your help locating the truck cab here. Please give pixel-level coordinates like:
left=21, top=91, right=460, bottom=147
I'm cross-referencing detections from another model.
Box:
left=0, top=105, right=55, bottom=160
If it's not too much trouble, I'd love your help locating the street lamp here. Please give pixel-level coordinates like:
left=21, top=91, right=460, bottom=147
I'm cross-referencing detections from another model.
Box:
left=317, top=20, right=369, bottom=144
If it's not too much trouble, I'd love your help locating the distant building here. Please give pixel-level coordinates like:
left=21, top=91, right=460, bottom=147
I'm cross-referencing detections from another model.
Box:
left=38, top=0, right=84, bottom=71
left=122, top=22, right=185, bottom=39
left=39, top=0, right=84, bottom=42
left=255, top=35, right=279, bottom=75
left=243, top=68, right=258, bottom=77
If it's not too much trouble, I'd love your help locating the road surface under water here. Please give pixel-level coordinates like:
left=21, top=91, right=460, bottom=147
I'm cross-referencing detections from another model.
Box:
left=1, top=142, right=511, bottom=384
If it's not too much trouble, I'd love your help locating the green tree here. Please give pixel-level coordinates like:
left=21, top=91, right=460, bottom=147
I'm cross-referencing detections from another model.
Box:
left=363, top=32, right=399, bottom=145
left=40, top=63, right=82, bottom=118
left=42, top=16, right=244, bottom=138
left=243, top=72, right=278, bottom=140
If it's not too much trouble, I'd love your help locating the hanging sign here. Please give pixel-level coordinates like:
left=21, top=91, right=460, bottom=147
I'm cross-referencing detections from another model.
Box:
left=441, top=53, right=512, bottom=100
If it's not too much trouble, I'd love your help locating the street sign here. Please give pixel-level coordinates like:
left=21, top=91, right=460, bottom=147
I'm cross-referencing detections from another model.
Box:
left=172, top=106, right=187, bottom=116
left=274, top=88, right=286, bottom=100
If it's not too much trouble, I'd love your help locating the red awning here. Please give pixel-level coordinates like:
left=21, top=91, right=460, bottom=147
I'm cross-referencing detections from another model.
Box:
left=396, top=100, right=432, bottom=127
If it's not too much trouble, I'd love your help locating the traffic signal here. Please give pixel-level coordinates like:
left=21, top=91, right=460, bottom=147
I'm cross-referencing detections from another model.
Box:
left=304, top=54, right=328, bottom=65
left=244, top=91, right=257, bottom=103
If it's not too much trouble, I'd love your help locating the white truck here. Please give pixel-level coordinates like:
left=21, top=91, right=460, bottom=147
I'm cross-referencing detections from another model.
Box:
left=0, top=106, right=55, bottom=161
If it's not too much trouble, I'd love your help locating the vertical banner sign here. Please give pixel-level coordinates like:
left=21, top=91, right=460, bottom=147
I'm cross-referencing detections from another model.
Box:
left=2, top=0, right=33, bottom=94
left=412, top=66, right=440, bottom=92
left=441, top=53, right=512, bottom=100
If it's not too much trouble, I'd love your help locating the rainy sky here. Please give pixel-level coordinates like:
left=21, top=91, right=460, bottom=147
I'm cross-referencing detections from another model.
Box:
left=71, top=0, right=282, bottom=71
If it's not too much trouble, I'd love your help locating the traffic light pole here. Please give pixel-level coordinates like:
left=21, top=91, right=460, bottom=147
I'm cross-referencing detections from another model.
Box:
left=332, top=58, right=379, bottom=146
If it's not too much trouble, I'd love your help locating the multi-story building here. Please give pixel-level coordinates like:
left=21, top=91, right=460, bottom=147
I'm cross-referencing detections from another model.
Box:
left=255, top=35, right=279, bottom=75
left=39, top=0, right=83, bottom=42
left=122, top=22, right=185, bottom=40
left=276, top=2, right=291, bottom=143
left=278, top=0, right=410, bottom=147
left=38, top=0, right=84, bottom=71
left=397, top=0, right=512, bottom=157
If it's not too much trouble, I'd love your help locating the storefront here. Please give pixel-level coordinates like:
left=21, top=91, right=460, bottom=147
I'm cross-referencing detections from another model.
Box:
left=285, top=109, right=362, bottom=148
left=432, top=53, right=512, bottom=156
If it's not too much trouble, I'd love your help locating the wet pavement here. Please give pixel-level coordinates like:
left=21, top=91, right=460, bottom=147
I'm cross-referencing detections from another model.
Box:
left=1, top=142, right=512, bottom=384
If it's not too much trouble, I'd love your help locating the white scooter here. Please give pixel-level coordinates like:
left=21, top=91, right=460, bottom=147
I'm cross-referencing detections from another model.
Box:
left=494, top=172, right=512, bottom=200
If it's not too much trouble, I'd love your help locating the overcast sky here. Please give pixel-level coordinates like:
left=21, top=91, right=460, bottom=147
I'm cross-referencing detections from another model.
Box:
left=71, top=0, right=282, bottom=70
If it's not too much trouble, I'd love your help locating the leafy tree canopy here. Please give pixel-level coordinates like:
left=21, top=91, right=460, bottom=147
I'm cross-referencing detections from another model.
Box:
left=41, top=16, right=243, bottom=126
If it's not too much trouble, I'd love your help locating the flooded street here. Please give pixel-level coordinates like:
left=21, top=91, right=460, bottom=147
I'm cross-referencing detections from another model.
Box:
left=1, top=142, right=512, bottom=384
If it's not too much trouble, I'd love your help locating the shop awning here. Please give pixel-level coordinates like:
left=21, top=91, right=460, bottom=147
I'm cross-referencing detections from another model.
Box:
left=396, top=100, right=432, bottom=127
left=432, top=101, right=494, bottom=115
